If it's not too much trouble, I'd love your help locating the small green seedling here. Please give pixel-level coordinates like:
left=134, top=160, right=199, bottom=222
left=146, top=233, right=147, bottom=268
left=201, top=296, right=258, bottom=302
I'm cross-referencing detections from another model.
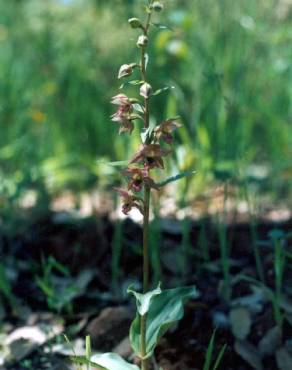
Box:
left=203, top=329, right=227, bottom=370
left=269, top=229, right=286, bottom=332
left=237, top=229, right=289, bottom=335
left=0, top=262, right=17, bottom=312
left=36, top=255, right=76, bottom=313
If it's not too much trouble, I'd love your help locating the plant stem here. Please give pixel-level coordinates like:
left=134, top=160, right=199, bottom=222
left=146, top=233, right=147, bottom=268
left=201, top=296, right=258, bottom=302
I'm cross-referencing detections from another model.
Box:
left=140, top=3, right=154, bottom=369
left=140, top=11, right=151, bottom=294
left=143, top=186, right=151, bottom=292
left=140, top=48, right=150, bottom=370
left=140, top=90, right=150, bottom=370
left=140, top=313, right=147, bottom=370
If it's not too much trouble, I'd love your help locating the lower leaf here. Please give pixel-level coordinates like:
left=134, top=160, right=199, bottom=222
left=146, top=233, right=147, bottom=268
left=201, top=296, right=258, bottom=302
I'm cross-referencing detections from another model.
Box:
left=129, top=285, right=198, bottom=359
left=91, top=353, right=139, bottom=370
left=73, top=353, right=139, bottom=370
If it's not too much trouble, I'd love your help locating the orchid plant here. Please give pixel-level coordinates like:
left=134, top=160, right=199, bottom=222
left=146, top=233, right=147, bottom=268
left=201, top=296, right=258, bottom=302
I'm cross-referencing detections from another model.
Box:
left=75, top=2, right=197, bottom=369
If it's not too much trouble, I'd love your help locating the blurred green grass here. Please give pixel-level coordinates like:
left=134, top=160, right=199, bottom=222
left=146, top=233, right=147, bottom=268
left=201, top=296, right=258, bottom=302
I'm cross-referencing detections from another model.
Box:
left=0, top=0, right=291, bottom=210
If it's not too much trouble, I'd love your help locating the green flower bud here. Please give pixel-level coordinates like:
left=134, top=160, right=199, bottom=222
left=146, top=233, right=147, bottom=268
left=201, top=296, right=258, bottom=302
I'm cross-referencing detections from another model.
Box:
left=140, top=83, right=152, bottom=99
left=128, top=18, right=143, bottom=29
left=151, top=1, right=164, bottom=12
left=118, top=64, right=133, bottom=79
left=137, top=35, right=148, bottom=48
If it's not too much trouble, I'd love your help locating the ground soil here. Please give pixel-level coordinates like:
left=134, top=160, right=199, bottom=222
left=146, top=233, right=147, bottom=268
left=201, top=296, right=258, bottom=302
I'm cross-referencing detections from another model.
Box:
left=1, top=211, right=292, bottom=370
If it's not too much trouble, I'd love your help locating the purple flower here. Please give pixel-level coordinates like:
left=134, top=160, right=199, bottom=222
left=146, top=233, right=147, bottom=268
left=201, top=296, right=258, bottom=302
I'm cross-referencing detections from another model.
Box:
left=130, top=144, right=170, bottom=169
left=124, top=167, right=159, bottom=192
left=154, top=119, right=181, bottom=144
left=111, top=94, right=134, bottom=134
left=114, top=188, right=144, bottom=215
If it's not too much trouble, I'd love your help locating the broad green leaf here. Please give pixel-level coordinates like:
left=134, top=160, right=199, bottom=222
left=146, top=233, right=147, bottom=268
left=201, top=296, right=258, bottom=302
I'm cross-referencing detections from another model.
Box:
left=129, top=285, right=198, bottom=359
left=128, top=284, right=162, bottom=315
left=91, top=353, right=140, bottom=370
left=157, top=170, right=196, bottom=187
left=72, top=355, right=106, bottom=369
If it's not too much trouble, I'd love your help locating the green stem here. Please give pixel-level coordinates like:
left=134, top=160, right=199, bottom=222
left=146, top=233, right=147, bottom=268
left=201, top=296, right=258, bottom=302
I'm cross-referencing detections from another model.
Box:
left=143, top=186, right=151, bottom=291
left=242, top=181, right=265, bottom=283
left=140, top=14, right=151, bottom=295
left=140, top=50, right=151, bottom=370
left=140, top=314, right=147, bottom=370
left=140, top=3, right=154, bottom=369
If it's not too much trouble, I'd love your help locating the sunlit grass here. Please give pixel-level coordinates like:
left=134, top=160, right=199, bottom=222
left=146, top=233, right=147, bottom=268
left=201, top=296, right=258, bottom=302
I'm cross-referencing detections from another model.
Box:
left=0, top=0, right=291, bottom=208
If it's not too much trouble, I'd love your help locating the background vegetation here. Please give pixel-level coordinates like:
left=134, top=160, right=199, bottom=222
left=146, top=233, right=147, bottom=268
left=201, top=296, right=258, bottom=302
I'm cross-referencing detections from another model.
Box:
left=0, top=0, right=291, bottom=215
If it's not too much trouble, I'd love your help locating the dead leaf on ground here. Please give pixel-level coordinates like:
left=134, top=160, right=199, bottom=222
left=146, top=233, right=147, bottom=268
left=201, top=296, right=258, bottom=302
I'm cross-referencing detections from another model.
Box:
left=280, top=296, right=292, bottom=315
left=4, top=322, right=63, bottom=364
left=231, top=285, right=268, bottom=314
left=235, top=339, right=263, bottom=370
left=113, top=337, right=132, bottom=359
left=87, top=306, right=132, bottom=350
left=276, top=347, right=292, bottom=370
left=258, top=326, right=282, bottom=357
left=230, top=307, right=251, bottom=340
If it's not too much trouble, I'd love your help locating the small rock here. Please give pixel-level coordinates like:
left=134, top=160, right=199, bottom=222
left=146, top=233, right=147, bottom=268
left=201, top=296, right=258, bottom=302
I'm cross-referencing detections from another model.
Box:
left=87, top=306, right=132, bottom=350
left=8, top=339, right=37, bottom=362
left=113, top=337, right=132, bottom=359
left=212, top=311, right=229, bottom=329
left=6, top=326, right=47, bottom=345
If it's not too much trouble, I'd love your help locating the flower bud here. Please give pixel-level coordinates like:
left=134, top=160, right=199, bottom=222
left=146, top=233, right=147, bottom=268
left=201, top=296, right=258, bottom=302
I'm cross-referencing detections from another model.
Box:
left=140, top=83, right=152, bottom=99
left=151, top=1, right=164, bottom=12
left=118, top=64, right=133, bottom=79
left=137, top=35, right=148, bottom=48
left=128, top=18, right=143, bottom=29
left=111, top=94, right=130, bottom=105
